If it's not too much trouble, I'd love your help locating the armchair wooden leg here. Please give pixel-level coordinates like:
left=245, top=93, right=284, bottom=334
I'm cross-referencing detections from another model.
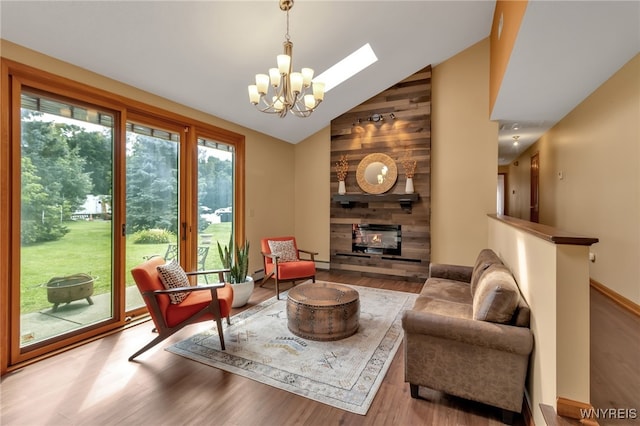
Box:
left=129, top=334, right=168, bottom=361
left=275, top=277, right=280, bottom=300
left=214, top=317, right=225, bottom=350
left=260, top=272, right=274, bottom=287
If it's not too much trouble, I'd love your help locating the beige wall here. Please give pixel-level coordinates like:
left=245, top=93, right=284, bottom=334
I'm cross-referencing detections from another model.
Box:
left=1, top=39, right=296, bottom=277
left=245, top=137, right=295, bottom=276
left=508, top=54, right=640, bottom=303
left=293, top=126, right=331, bottom=267
left=431, top=38, right=499, bottom=265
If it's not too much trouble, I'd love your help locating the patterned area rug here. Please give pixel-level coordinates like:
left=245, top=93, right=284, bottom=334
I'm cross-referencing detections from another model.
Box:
left=166, top=282, right=417, bottom=415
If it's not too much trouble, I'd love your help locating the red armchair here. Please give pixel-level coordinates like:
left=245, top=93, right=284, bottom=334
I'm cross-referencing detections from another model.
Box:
left=129, top=257, right=233, bottom=361
left=260, top=236, right=317, bottom=299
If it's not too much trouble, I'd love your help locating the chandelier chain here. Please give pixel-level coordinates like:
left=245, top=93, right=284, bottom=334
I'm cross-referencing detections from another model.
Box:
left=285, top=8, right=290, bottom=41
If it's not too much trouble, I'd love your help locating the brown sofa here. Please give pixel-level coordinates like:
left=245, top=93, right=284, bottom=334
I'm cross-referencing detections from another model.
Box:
left=402, top=249, right=533, bottom=424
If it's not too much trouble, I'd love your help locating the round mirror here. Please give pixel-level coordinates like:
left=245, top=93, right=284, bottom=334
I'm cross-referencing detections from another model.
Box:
left=356, top=153, right=398, bottom=194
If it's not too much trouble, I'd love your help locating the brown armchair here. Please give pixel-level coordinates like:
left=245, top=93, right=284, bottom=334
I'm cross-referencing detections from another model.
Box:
left=260, top=236, right=317, bottom=299
left=129, top=257, right=234, bottom=361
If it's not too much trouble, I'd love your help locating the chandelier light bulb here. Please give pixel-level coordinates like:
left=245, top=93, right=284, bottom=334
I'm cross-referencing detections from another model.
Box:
left=255, top=74, right=270, bottom=95
left=301, top=68, right=314, bottom=86
left=273, top=96, right=284, bottom=112
left=290, top=72, right=303, bottom=93
left=248, top=85, right=260, bottom=103
left=312, top=81, right=325, bottom=101
left=277, top=54, right=291, bottom=75
left=269, top=68, right=281, bottom=87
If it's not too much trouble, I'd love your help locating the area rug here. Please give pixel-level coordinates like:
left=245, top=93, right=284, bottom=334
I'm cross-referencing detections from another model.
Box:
left=166, top=282, right=417, bottom=415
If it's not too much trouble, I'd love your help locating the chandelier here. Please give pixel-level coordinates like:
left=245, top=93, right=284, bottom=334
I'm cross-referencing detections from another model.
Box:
left=248, top=0, right=325, bottom=118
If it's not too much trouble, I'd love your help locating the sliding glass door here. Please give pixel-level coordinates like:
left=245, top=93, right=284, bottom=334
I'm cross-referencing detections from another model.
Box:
left=195, top=137, right=235, bottom=277
left=124, top=120, right=182, bottom=310
left=18, top=91, right=116, bottom=349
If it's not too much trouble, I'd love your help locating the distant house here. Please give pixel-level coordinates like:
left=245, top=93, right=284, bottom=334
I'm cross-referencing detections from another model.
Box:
left=71, top=195, right=110, bottom=220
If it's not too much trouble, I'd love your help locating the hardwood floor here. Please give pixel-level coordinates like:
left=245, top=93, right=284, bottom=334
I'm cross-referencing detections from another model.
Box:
left=3, top=272, right=635, bottom=426
left=590, top=287, right=640, bottom=426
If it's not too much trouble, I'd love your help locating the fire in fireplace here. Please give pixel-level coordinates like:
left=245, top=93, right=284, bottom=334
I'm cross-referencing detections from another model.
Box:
left=352, top=224, right=401, bottom=256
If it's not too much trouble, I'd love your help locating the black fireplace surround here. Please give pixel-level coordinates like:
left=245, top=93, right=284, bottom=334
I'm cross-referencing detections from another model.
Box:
left=352, top=224, right=401, bottom=256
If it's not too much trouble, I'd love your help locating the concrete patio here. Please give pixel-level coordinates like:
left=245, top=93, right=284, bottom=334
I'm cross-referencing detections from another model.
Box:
left=20, top=286, right=144, bottom=345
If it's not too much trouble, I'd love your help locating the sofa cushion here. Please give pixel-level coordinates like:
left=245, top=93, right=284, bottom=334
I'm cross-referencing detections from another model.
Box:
left=421, top=277, right=473, bottom=305
left=470, top=249, right=504, bottom=296
left=428, top=263, right=474, bottom=282
left=472, top=264, right=520, bottom=324
left=413, top=295, right=473, bottom=320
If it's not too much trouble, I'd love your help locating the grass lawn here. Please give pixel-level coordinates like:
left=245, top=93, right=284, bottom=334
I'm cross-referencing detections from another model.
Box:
left=20, top=220, right=231, bottom=314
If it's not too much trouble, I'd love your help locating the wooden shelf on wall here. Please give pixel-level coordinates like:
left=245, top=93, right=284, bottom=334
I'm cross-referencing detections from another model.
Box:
left=332, top=193, right=419, bottom=212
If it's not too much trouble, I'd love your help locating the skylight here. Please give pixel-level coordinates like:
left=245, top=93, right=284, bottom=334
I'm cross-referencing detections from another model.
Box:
left=313, top=43, right=378, bottom=93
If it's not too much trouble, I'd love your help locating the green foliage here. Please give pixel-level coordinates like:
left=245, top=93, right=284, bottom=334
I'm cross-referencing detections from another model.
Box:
left=21, top=115, right=93, bottom=210
left=20, top=111, right=234, bottom=243
left=66, top=126, right=113, bottom=195
left=217, top=236, right=250, bottom=284
left=125, top=134, right=179, bottom=234
left=20, top=112, right=103, bottom=243
left=20, top=156, right=70, bottom=244
left=131, top=228, right=176, bottom=244
left=198, top=155, right=232, bottom=214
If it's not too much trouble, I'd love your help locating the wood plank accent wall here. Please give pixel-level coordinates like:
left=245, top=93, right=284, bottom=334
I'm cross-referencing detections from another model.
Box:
left=330, top=66, right=431, bottom=281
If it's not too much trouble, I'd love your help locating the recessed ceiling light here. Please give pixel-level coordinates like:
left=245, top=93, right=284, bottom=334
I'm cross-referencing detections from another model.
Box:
left=313, top=43, right=378, bottom=93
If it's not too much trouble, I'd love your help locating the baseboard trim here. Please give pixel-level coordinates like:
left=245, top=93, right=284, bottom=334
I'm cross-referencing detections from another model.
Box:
left=556, top=397, right=599, bottom=425
left=540, top=399, right=600, bottom=426
left=590, top=279, right=640, bottom=318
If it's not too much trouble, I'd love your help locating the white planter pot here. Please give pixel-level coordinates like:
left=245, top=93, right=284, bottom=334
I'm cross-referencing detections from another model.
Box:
left=231, top=276, right=254, bottom=308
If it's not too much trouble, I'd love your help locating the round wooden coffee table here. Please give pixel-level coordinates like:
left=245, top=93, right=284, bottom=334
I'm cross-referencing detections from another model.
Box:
left=286, top=282, right=360, bottom=341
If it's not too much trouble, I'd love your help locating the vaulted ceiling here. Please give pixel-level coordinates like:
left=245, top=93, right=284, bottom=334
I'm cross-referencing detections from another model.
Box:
left=1, top=1, right=638, bottom=165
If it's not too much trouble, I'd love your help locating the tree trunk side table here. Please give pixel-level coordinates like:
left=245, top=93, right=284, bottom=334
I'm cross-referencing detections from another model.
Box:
left=286, top=282, right=360, bottom=341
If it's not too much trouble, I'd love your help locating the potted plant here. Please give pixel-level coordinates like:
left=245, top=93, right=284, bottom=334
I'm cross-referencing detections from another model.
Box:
left=217, top=237, right=254, bottom=308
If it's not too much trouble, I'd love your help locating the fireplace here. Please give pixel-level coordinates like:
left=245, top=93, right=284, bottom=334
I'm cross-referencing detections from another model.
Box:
left=352, top=224, right=401, bottom=256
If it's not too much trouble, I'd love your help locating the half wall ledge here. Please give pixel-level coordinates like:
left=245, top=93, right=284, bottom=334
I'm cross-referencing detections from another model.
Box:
left=488, top=214, right=599, bottom=246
